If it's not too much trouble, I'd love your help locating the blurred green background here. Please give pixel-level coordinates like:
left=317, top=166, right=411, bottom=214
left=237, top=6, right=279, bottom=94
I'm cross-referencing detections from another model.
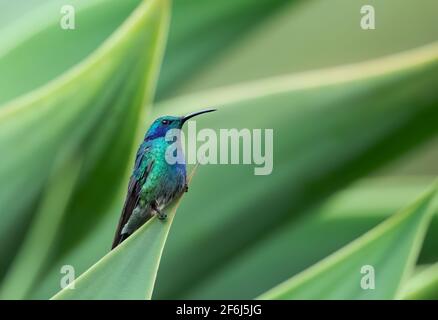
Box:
left=0, top=0, right=437, bottom=299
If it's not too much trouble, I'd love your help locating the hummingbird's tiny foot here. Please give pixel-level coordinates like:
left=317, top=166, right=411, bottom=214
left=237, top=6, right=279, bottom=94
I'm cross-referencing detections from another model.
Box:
left=184, top=184, right=189, bottom=193
left=151, top=200, right=166, bottom=220
left=155, top=207, right=166, bottom=220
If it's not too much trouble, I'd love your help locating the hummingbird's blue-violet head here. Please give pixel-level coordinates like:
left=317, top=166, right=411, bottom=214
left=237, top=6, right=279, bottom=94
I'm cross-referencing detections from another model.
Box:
left=144, top=108, right=216, bottom=141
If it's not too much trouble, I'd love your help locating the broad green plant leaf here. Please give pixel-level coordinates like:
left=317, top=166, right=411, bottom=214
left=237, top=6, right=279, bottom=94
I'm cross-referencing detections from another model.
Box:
left=51, top=167, right=198, bottom=300
left=0, top=0, right=142, bottom=106
left=0, top=0, right=169, bottom=287
left=399, top=263, right=438, bottom=300
left=155, top=0, right=292, bottom=100
left=51, top=204, right=178, bottom=299
left=257, top=183, right=438, bottom=299
left=0, top=149, right=82, bottom=299
left=172, top=0, right=438, bottom=96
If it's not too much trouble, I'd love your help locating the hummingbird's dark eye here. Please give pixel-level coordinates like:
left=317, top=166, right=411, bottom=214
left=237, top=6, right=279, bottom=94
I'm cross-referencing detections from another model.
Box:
left=161, top=120, right=170, bottom=125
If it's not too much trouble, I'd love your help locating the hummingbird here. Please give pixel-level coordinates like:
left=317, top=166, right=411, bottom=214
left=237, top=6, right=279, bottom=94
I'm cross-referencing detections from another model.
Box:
left=111, top=108, right=216, bottom=249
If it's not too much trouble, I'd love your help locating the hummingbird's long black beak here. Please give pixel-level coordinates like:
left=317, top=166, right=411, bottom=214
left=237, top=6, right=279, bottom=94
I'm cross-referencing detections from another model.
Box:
left=182, top=108, right=216, bottom=124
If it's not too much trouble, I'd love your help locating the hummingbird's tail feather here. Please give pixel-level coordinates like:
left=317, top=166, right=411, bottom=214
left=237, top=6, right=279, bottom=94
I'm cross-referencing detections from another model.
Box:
left=111, top=175, right=143, bottom=250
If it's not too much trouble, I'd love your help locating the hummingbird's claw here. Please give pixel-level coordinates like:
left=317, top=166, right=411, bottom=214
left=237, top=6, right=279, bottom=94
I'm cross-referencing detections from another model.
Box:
left=158, top=213, right=167, bottom=220
left=151, top=200, right=167, bottom=220
left=184, top=184, right=189, bottom=193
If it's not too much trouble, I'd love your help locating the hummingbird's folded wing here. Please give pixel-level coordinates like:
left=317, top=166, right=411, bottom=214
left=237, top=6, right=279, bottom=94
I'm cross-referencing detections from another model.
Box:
left=111, top=142, right=153, bottom=249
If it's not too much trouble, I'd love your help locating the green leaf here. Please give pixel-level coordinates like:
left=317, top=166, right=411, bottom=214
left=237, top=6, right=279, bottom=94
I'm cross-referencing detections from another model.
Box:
left=176, top=0, right=438, bottom=95
left=51, top=203, right=176, bottom=299
left=51, top=168, right=197, bottom=300
left=155, top=0, right=292, bottom=100
left=0, top=0, right=142, bottom=106
left=257, top=183, right=438, bottom=299
left=0, top=0, right=169, bottom=289
left=399, top=264, right=438, bottom=300
left=0, top=149, right=82, bottom=299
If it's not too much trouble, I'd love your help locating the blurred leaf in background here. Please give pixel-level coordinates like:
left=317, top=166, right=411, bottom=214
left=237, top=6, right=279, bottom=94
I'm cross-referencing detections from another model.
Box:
left=0, top=0, right=169, bottom=298
left=258, top=183, right=437, bottom=299
left=154, top=0, right=292, bottom=100
left=400, top=263, right=438, bottom=300
left=161, top=0, right=438, bottom=97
